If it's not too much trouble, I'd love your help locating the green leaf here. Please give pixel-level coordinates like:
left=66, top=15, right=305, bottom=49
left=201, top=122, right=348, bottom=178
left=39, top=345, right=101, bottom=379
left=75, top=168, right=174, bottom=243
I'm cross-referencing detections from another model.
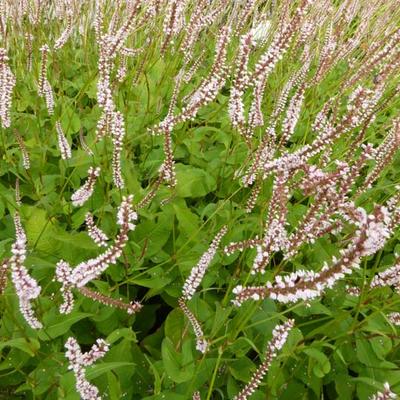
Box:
left=106, top=328, right=137, bottom=345
left=39, top=312, right=93, bottom=340
left=86, top=362, right=136, bottom=380
left=161, top=338, right=195, bottom=383
left=0, top=338, right=40, bottom=357
left=175, top=164, right=217, bottom=198
left=356, top=337, right=382, bottom=366
left=303, top=348, right=331, bottom=378
left=165, top=308, right=185, bottom=346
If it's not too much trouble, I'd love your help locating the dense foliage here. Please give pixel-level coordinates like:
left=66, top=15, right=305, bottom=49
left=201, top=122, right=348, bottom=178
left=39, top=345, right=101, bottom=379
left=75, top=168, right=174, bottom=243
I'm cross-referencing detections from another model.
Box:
left=0, top=0, right=400, bottom=399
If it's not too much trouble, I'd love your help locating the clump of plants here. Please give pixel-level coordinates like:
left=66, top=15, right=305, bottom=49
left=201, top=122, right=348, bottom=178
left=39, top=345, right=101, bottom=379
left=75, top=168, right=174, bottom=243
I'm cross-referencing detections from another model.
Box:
left=1, top=0, right=400, bottom=399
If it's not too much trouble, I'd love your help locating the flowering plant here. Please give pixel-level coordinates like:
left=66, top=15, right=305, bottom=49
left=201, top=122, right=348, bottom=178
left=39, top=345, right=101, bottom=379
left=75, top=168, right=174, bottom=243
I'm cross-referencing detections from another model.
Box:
left=0, top=0, right=400, bottom=399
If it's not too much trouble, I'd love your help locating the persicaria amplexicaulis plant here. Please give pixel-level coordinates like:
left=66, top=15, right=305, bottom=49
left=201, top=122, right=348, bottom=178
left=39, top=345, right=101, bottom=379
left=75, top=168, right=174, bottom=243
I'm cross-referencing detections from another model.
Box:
left=1, top=1, right=400, bottom=399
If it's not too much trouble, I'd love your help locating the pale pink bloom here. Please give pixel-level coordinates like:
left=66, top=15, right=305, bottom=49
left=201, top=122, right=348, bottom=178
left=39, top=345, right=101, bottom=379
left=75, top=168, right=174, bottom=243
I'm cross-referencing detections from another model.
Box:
left=65, top=337, right=109, bottom=400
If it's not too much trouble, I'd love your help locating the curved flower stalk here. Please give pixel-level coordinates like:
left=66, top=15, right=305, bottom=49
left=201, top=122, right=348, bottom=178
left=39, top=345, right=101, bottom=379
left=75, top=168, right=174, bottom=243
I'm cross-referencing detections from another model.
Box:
left=56, top=196, right=138, bottom=313
left=56, top=260, right=75, bottom=314
left=233, top=320, right=294, bottom=400
left=0, top=48, right=16, bottom=128
left=179, top=0, right=210, bottom=63
left=246, top=0, right=314, bottom=134
left=95, top=1, right=141, bottom=136
left=79, top=127, right=94, bottom=156
left=271, top=56, right=310, bottom=127
left=25, top=33, right=33, bottom=71
left=14, top=130, right=30, bottom=169
left=152, top=25, right=231, bottom=136
left=85, top=212, right=108, bottom=247
left=180, top=226, right=227, bottom=353
left=161, top=0, right=187, bottom=55
left=226, top=171, right=291, bottom=274
left=10, top=212, right=42, bottom=329
left=370, top=382, right=397, bottom=400
left=111, top=111, right=125, bottom=189
left=284, top=146, right=374, bottom=258
left=228, top=31, right=255, bottom=138
left=182, top=226, right=227, bottom=300
left=370, top=256, right=400, bottom=291
left=159, top=126, right=176, bottom=187
left=0, top=258, right=9, bottom=294
left=56, top=121, right=72, bottom=160
left=42, top=79, right=55, bottom=115
left=54, top=10, right=73, bottom=50
left=233, top=0, right=257, bottom=37
left=116, top=55, right=127, bottom=82
left=232, top=204, right=396, bottom=306
left=252, top=173, right=290, bottom=274
left=254, top=80, right=384, bottom=184
left=356, top=118, right=400, bottom=196
left=65, top=337, right=109, bottom=400
left=78, top=286, right=142, bottom=314
left=183, top=51, right=205, bottom=83
left=38, top=45, right=55, bottom=115
left=279, top=82, right=306, bottom=148
left=71, top=167, right=101, bottom=207
left=241, top=125, right=276, bottom=187
left=178, top=298, right=208, bottom=353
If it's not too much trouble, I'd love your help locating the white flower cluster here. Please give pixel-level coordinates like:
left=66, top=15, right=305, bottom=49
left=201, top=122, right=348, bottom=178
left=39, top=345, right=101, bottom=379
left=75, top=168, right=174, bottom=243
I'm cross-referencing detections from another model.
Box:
left=233, top=319, right=294, bottom=400
left=38, top=45, right=55, bottom=115
left=241, top=125, right=275, bottom=186
left=388, top=313, right=400, bottom=326
left=360, top=208, right=391, bottom=256
left=178, top=298, right=208, bottom=354
left=370, top=382, right=397, bottom=400
left=72, top=196, right=136, bottom=288
left=252, top=0, right=313, bottom=84
left=180, top=1, right=220, bottom=63
left=54, top=10, right=73, bottom=50
left=233, top=205, right=394, bottom=306
left=56, top=196, right=136, bottom=313
left=85, top=212, right=109, bottom=247
left=43, top=79, right=55, bottom=115
left=346, top=85, right=383, bottom=129
left=228, top=32, right=255, bottom=133
left=158, top=127, right=177, bottom=187
left=0, top=48, right=16, bottom=128
left=280, top=85, right=305, bottom=146
left=111, top=111, right=125, bottom=189
left=116, top=195, right=137, bottom=230
left=269, top=319, right=294, bottom=352
left=362, top=118, right=400, bottom=192
left=371, top=257, right=400, bottom=291
left=10, top=213, right=42, bottom=329
left=55, top=260, right=75, bottom=314
left=71, top=167, right=101, bottom=207
left=151, top=26, right=230, bottom=136
left=182, top=226, right=227, bottom=300
left=56, top=121, right=72, bottom=160
left=65, top=337, right=109, bottom=400
left=14, top=131, right=30, bottom=169
left=162, top=0, right=186, bottom=38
